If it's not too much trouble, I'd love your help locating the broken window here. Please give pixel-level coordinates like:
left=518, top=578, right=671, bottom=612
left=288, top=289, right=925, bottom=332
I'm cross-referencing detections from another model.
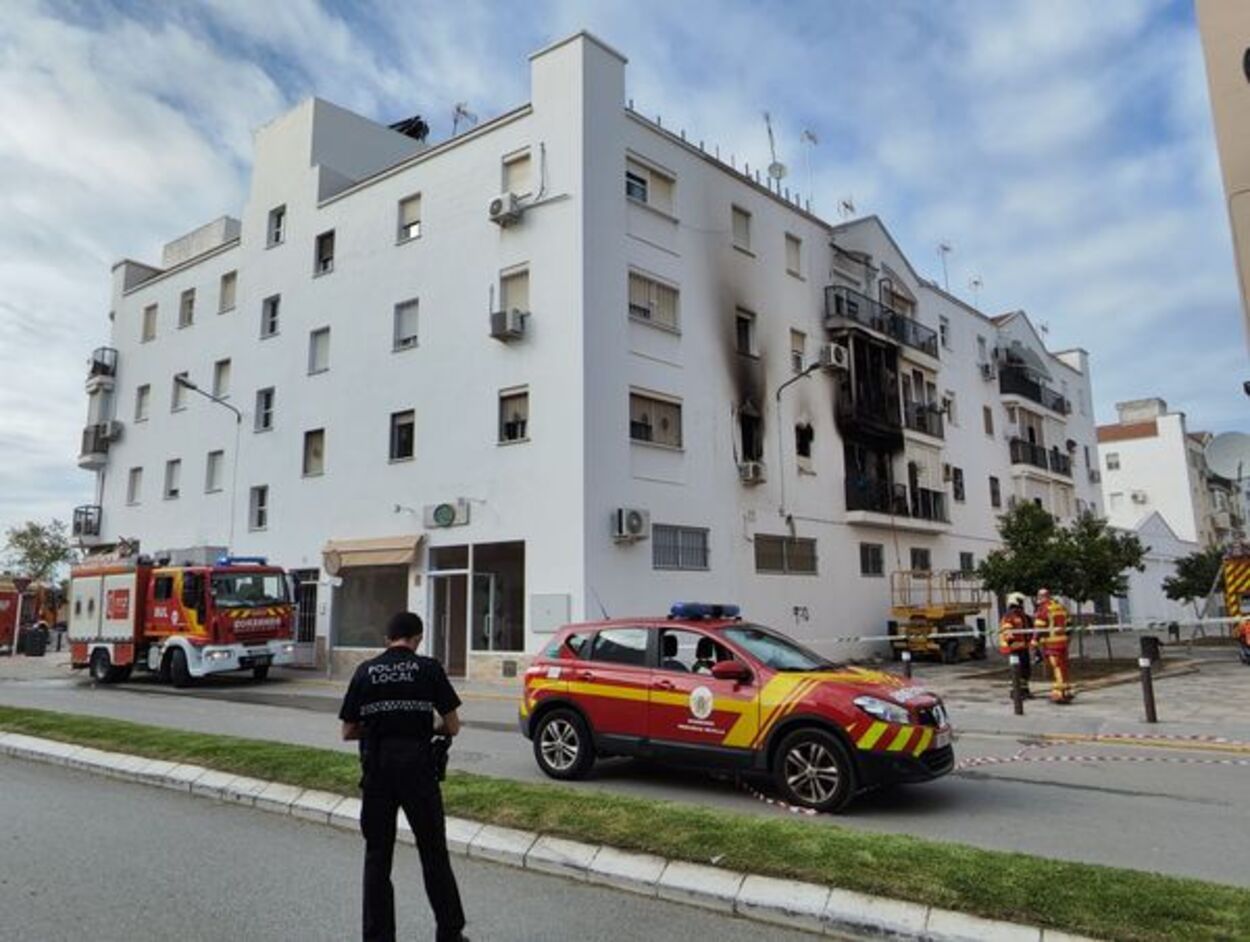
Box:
left=739, top=401, right=763, bottom=462
left=795, top=423, right=814, bottom=459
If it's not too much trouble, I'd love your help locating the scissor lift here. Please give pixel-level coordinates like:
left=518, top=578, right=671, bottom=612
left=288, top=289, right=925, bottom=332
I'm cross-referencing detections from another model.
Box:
left=889, top=570, right=991, bottom=663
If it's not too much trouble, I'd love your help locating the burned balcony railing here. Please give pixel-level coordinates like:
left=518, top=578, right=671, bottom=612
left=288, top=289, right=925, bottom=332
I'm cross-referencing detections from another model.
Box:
left=80, top=424, right=111, bottom=458
left=1009, top=437, right=1049, bottom=471
left=824, top=285, right=939, bottom=358
left=910, top=487, right=949, bottom=523
left=902, top=401, right=944, bottom=439
left=998, top=365, right=1069, bottom=414
left=72, top=505, right=102, bottom=540
left=845, top=479, right=910, bottom=516
left=88, top=347, right=118, bottom=378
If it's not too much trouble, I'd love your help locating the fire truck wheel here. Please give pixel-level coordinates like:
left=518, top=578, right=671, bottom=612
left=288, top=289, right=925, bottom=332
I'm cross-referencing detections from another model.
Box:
left=533, top=708, right=595, bottom=781
left=89, top=649, right=114, bottom=684
left=253, top=665, right=270, bottom=681
left=774, top=727, right=854, bottom=813
left=168, top=648, right=192, bottom=688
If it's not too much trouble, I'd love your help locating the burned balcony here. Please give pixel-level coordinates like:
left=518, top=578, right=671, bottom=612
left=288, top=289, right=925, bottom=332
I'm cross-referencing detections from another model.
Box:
left=998, top=365, right=1069, bottom=415
left=72, top=505, right=102, bottom=544
left=902, top=401, right=944, bottom=439
left=845, top=480, right=910, bottom=516
left=824, top=286, right=939, bottom=358
left=910, top=487, right=950, bottom=523
left=844, top=479, right=951, bottom=529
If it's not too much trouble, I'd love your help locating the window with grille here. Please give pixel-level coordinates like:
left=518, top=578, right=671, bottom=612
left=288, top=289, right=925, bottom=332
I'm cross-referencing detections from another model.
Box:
left=393, top=299, right=419, bottom=350
left=629, top=392, right=682, bottom=448
left=390, top=410, right=414, bottom=461
left=627, top=272, right=678, bottom=330
left=397, top=194, right=421, bottom=241
left=498, top=390, right=529, bottom=443
left=754, top=535, right=817, bottom=575
left=859, top=543, right=884, bottom=577
left=652, top=525, right=709, bottom=570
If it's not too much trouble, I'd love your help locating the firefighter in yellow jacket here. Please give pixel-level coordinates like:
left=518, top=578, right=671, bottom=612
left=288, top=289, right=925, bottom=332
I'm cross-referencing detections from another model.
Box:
left=998, top=592, right=1033, bottom=699
left=1034, top=588, right=1073, bottom=703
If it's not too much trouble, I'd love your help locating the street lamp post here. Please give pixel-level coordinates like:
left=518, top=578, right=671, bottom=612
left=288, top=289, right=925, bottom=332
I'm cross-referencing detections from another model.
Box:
left=174, top=375, right=243, bottom=551
left=774, top=361, right=823, bottom=519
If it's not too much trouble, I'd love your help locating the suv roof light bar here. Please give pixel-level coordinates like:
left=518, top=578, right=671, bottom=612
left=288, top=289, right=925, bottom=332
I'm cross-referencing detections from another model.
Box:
left=669, top=602, right=741, bottom=620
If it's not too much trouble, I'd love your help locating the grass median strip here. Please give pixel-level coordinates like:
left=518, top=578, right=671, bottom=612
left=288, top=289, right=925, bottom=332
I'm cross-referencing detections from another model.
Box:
left=2, top=705, right=1247, bottom=942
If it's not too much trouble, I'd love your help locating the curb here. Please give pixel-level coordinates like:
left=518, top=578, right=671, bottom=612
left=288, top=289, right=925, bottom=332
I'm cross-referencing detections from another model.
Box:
left=0, top=731, right=1097, bottom=941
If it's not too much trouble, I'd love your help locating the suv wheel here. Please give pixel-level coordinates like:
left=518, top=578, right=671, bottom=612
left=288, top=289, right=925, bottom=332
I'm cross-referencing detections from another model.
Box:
left=533, top=709, right=594, bottom=780
left=774, top=727, right=854, bottom=813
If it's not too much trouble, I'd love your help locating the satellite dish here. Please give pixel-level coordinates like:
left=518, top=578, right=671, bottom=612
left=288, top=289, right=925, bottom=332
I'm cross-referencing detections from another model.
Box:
left=768, top=161, right=787, bottom=180
left=1204, top=432, right=1250, bottom=480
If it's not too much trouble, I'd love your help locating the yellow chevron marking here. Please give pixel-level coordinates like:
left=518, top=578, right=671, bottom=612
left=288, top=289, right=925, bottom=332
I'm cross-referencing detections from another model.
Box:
left=725, top=675, right=811, bottom=749
left=886, top=727, right=914, bottom=752
left=912, top=728, right=934, bottom=756
left=857, top=721, right=889, bottom=750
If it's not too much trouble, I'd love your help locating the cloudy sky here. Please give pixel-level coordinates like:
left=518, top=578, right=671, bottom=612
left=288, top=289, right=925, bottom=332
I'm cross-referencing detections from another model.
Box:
left=0, top=0, right=1245, bottom=541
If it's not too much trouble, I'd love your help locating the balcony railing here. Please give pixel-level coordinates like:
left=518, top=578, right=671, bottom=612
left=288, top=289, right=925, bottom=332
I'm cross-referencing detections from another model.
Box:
left=1008, top=438, right=1072, bottom=477
left=88, top=347, right=118, bottom=378
left=836, top=392, right=902, bottom=433
left=72, top=505, right=102, bottom=540
left=998, top=365, right=1069, bottom=414
left=846, top=479, right=910, bottom=516
left=824, top=285, right=939, bottom=358
left=1049, top=450, right=1072, bottom=477
left=910, top=487, right=949, bottom=523
left=902, top=401, right=944, bottom=439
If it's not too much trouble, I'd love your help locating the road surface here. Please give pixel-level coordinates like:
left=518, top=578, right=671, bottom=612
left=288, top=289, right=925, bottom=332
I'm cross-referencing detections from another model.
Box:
left=0, top=758, right=819, bottom=942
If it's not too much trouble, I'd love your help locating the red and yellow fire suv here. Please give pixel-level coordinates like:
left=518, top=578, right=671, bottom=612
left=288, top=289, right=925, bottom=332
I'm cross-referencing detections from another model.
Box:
left=519, top=603, right=953, bottom=813
left=68, top=551, right=296, bottom=685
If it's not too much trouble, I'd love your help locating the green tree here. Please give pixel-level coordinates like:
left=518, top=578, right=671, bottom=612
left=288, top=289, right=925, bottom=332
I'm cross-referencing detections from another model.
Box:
left=976, top=502, right=1063, bottom=598
left=1055, top=512, right=1148, bottom=618
left=3, top=519, right=74, bottom=583
left=1162, top=545, right=1225, bottom=617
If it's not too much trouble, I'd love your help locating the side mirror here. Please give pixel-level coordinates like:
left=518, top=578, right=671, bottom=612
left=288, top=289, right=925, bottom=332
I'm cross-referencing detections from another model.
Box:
left=711, top=659, right=752, bottom=683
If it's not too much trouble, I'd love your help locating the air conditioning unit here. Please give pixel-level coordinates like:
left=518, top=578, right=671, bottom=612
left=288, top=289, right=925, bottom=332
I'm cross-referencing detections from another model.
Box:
left=489, top=192, right=523, bottom=226
left=738, top=461, right=767, bottom=484
left=1131, top=491, right=1148, bottom=505
left=102, top=420, right=124, bottom=442
left=490, top=308, right=527, bottom=340
left=818, top=342, right=850, bottom=371
left=423, top=499, right=470, bottom=528
left=612, top=507, right=650, bottom=542
left=979, top=361, right=997, bottom=380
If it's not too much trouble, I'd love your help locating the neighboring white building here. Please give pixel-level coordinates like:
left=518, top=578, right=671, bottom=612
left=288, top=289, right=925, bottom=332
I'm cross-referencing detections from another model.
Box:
left=72, top=32, right=1103, bottom=677
left=1097, top=398, right=1243, bottom=547
left=1110, top=512, right=1199, bottom=625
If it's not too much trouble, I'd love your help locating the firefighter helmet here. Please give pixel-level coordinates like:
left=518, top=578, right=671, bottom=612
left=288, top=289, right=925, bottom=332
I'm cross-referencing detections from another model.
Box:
left=1006, top=592, right=1027, bottom=608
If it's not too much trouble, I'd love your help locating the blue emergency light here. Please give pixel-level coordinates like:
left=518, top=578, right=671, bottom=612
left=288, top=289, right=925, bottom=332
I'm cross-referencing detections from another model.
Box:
left=669, top=602, right=741, bottom=620
left=216, top=555, right=268, bottom=567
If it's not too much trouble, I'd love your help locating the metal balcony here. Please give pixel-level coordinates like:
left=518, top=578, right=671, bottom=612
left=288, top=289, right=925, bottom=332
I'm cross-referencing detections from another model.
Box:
left=85, top=346, right=118, bottom=393
left=1009, top=437, right=1049, bottom=471
left=72, top=505, right=103, bottom=544
left=824, top=286, right=939, bottom=358
left=1049, top=450, right=1072, bottom=477
left=998, top=365, right=1069, bottom=414
left=845, top=480, right=910, bottom=516
left=902, top=401, right=944, bottom=439
left=910, top=487, right=950, bottom=523
left=77, top=423, right=113, bottom=469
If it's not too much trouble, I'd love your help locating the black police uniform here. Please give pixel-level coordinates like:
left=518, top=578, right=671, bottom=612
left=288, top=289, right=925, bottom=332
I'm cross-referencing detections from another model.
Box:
left=339, top=646, right=466, bottom=942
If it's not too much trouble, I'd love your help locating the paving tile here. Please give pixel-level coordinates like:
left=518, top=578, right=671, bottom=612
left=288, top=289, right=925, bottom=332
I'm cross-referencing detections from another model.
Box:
left=290, top=789, right=346, bottom=823
left=735, top=874, right=830, bottom=935
left=445, top=817, right=483, bottom=855
left=586, top=846, right=667, bottom=897
left=822, top=886, right=929, bottom=938
left=191, top=769, right=238, bottom=799
left=222, top=775, right=270, bottom=805
left=656, top=860, right=744, bottom=913
left=159, top=764, right=209, bottom=792
left=525, top=835, right=599, bottom=881
left=467, top=824, right=538, bottom=866
left=254, top=781, right=304, bottom=814
left=330, top=796, right=362, bottom=831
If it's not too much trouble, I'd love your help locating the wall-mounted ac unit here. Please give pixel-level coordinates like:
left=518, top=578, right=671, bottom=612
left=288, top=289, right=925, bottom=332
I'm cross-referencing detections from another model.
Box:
left=490, top=308, right=527, bottom=340
left=423, top=499, right=471, bottom=528
left=489, top=192, right=523, bottom=226
left=979, top=361, right=997, bottom=380
left=612, top=507, right=650, bottom=542
left=818, top=342, right=850, bottom=371
left=102, top=420, right=124, bottom=442
left=1130, top=491, right=1148, bottom=505
left=738, top=461, right=767, bottom=484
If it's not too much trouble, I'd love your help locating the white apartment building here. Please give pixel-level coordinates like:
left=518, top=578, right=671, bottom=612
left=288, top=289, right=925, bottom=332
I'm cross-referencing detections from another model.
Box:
left=73, top=32, right=1103, bottom=677
left=1097, top=398, right=1243, bottom=547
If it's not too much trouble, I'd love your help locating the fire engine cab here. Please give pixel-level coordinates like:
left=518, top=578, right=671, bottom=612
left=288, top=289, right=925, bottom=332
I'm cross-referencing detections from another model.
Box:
left=68, top=551, right=296, bottom=685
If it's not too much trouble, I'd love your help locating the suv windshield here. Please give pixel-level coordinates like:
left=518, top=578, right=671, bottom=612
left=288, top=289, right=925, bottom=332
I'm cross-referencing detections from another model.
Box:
left=211, top=572, right=287, bottom=608
left=721, top=624, right=836, bottom=671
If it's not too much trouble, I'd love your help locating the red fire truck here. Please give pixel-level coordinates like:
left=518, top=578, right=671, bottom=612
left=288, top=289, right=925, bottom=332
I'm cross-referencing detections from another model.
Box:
left=68, top=552, right=296, bottom=685
left=0, top=575, right=19, bottom=654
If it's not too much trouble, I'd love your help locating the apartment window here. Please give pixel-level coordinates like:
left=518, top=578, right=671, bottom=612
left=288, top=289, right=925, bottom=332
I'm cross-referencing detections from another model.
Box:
left=397, top=194, right=422, bottom=241
left=500, top=268, right=530, bottom=314
left=629, top=391, right=682, bottom=448
left=859, top=543, right=884, bottom=577
left=795, top=423, right=814, bottom=460
left=261, top=294, right=280, bottom=338
left=952, top=466, right=965, bottom=502
left=1106, top=452, right=1121, bottom=470
left=731, top=205, right=752, bottom=251
left=308, top=327, right=330, bottom=374
left=502, top=149, right=532, bottom=195
left=910, top=547, right=931, bottom=572
left=983, top=405, right=994, bottom=436
left=171, top=371, right=188, bottom=411
left=624, top=158, right=674, bottom=214
left=959, top=551, right=975, bottom=573
left=790, top=329, right=806, bottom=373
left=205, top=450, right=224, bottom=493
left=785, top=233, right=802, bottom=276
left=652, top=525, right=709, bottom=571
left=944, top=391, right=957, bottom=426
left=255, top=387, right=275, bottom=432
left=141, top=304, right=157, bottom=342
left=627, top=271, right=679, bottom=330
left=314, top=230, right=335, bottom=275
left=163, top=459, right=181, bottom=500
left=178, top=289, right=195, bottom=328
left=498, top=389, right=529, bottom=443
left=989, top=475, right=1002, bottom=509
left=739, top=405, right=763, bottom=461
left=389, top=410, right=415, bottom=461
left=134, top=384, right=150, bottom=423
left=735, top=308, right=756, bottom=356
left=126, top=467, right=142, bottom=505
left=302, top=428, right=325, bottom=476
left=212, top=358, right=231, bottom=399
left=219, top=270, right=237, bottom=312
left=249, top=485, right=269, bottom=530
left=267, top=205, right=286, bottom=246
left=393, top=298, right=419, bottom=350
left=754, top=535, right=817, bottom=575
left=939, top=316, right=950, bottom=349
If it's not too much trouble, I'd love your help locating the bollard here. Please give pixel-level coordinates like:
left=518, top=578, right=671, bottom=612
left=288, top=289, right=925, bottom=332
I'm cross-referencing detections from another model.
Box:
left=901, top=649, right=912, bottom=679
left=1009, top=654, right=1024, bottom=716
left=1139, top=638, right=1158, bottom=724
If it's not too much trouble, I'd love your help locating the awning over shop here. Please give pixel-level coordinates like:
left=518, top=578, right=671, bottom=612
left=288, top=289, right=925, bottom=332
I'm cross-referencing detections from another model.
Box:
left=322, top=534, right=424, bottom=575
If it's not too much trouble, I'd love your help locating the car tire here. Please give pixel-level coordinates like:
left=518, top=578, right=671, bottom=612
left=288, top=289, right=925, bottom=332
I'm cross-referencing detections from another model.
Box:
left=89, top=649, right=114, bottom=684
left=774, top=727, right=855, bottom=813
left=253, top=664, right=270, bottom=681
left=533, top=709, right=594, bottom=781
left=169, top=648, right=192, bottom=688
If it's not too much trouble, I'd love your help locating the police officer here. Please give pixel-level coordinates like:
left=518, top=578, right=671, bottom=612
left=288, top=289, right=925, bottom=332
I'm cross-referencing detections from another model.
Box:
left=339, top=612, right=468, bottom=942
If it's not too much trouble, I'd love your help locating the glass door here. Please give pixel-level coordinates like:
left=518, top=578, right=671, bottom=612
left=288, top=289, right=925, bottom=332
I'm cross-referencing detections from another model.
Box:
left=429, top=572, right=468, bottom=677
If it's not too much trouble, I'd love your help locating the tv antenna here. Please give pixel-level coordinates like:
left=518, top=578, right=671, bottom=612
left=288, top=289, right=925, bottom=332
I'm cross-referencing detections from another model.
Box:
left=763, top=112, right=787, bottom=183
left=837, top=196, right=856, bottom=220
left=801, top=129, right=818, bottom=206
left=937, top=242, right=953, bottom=292
left=968, top=275, right=983, bottom=308
left=452, top=102, right=478, bottom=136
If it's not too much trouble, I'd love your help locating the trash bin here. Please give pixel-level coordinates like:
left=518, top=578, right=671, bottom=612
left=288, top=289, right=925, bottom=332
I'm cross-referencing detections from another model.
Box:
left=24, top=627, right=48, bottom=657
left=1140, top=635, right=1162, bottom=665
